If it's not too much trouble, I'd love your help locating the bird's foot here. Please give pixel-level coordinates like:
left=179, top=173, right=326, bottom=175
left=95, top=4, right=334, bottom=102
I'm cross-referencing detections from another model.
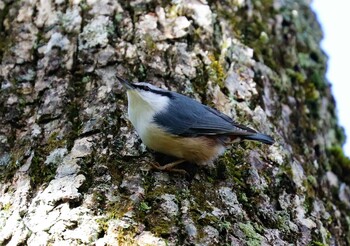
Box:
left=150, top=159, right=187, bottom=175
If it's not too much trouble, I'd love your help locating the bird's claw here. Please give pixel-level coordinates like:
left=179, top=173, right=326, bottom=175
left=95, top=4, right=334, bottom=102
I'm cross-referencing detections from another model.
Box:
left=150, top=160, right=188, bottom=176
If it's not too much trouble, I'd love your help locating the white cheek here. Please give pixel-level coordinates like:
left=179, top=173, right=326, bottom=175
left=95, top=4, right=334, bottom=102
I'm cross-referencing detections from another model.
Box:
left=140, top=91, right=170, bottom=112
left=126, top=90, right=169, bottom=142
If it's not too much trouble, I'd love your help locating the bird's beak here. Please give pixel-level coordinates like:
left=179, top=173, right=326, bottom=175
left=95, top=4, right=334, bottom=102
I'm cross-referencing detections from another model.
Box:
left=116, top=76, right=135, bottom=90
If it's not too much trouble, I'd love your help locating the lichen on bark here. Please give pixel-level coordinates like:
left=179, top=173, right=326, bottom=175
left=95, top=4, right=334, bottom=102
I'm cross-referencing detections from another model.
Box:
left=0, top=0, right=349, bottom=245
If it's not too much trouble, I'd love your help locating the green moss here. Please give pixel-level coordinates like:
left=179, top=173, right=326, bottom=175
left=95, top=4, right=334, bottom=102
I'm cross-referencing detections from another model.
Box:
left=46, top=132, right=65, bottom=152
left=65, top=102, right=82, bottom=150
left=114, top=13, right=123, bottom=23
left=116, top=228, right=138, bottom=246
left=139, top=201, right=151, bottom=212
left=29, top=150, right=57, bottom=187
left=311, top=242, right=327, bottom=246
left=238, top=222, right=263, bottom=246
left=141, top=192, right=178, bottom=236
left=2, top=203, right=11, bottom=211
left=145, top=213, right=173, bottom=236
left=218, top=147, right=248, bottom=187
left=298, top=53, right=317, bottom=68
left=259, top=31, right=269, bottom=44
left=81, top=76, right=91, bottom=84
left=327, top=146, right=350, bottom=185
left=1, top=134, right=56, bottom=185
left=147, top=186, right=176, bottom=201
left=133, top=185, right=180, bottom=237
left=27, top=131, right=66, bottom=187
left=208, top=54, right=226, bottom=89
left=79, top=0, right=92, bottom=12
left=0, top=1, right=18, bottom=57
left=218, top=220, right=231, bottom=231
left=95, top=217, right=109, bottom=233
left=65, top=75, right=88, bottom=150
left=91, top=190, right=106, bottom=206
left=286, top=68, right=306, bottom=84
left=307, top=175, right=317, bottom=188
left=0, top=34, right=13, bottom=60
left=191, top=65, right=209, bottom=100
left=138, top=63, right=146, bottom=79
left=275, top=211, right=291, bottom=232
left=179, top=183, right=222, bottom=232
left=335, top=126, right=346, bottom=146
left=239, top=192, right=248, bottom=203
left=97, top=213, right=138, bottom=246
left=144, top=33, right=157, bottom=52
left=0, top=148, right=24, bottom=181
left=305, top=83, right=320, bottom=101
left=217, top=0, right=330, bottom=150
left=96, top=199, right=135, bottom=234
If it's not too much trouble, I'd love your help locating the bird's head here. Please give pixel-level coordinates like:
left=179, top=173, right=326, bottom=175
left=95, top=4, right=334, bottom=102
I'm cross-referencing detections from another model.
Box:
left=117, top=76, right=173, bottom=111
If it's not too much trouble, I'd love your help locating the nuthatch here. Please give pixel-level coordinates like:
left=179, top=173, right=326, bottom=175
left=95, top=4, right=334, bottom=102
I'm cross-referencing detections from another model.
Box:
left=117, top=76, right=274, bottom=172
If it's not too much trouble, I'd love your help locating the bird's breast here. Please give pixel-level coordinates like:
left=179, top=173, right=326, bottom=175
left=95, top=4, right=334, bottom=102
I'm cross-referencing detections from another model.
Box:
left=140, top=124, right=226, bottom=165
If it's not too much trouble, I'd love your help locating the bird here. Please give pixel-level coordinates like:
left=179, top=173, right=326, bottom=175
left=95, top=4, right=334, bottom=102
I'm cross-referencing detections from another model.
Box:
left=117, top=76, right=274, bottom=173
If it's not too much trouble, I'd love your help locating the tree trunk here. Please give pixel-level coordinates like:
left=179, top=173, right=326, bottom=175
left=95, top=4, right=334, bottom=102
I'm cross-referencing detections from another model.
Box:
left=0, top=0, right=348, bottom=245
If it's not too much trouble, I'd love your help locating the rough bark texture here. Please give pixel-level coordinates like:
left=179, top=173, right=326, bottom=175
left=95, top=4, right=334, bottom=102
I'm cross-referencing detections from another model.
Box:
left=0, top=0, right=349, bottom=245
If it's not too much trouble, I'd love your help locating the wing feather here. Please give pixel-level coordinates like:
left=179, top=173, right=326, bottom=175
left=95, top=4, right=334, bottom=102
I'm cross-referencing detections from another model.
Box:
left=153, top=93, right=257, bottom=137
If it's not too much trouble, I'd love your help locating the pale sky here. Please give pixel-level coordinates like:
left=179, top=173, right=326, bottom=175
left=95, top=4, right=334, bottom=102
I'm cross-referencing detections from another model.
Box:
left=311, top=0, right=350, bottom=156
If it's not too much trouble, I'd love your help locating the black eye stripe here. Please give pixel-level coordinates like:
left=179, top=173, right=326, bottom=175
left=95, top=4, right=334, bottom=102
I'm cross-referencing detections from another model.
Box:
left=134, top=84, right=174, bottom=98
left=135, top=85, right=150, bottom=91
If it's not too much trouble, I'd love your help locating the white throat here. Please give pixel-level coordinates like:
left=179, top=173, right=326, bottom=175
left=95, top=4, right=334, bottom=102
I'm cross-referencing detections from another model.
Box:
left=126, top=90, right=169, bottom=139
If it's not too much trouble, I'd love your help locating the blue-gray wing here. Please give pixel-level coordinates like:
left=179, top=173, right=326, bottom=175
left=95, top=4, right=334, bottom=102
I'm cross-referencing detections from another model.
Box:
left=153, top=93, right=257, bottom=137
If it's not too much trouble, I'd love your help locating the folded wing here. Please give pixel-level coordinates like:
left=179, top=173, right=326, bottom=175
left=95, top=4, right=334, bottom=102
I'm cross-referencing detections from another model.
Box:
left=153, top=92, right=274, bottom=145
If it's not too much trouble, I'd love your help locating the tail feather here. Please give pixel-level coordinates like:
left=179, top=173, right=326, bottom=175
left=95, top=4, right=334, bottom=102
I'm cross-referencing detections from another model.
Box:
left=242, top=133, right=275, bottom=145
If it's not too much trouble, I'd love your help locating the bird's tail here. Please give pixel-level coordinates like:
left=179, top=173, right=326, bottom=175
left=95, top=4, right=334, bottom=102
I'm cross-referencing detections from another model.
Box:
left=242, top=133, right=275, bottom=145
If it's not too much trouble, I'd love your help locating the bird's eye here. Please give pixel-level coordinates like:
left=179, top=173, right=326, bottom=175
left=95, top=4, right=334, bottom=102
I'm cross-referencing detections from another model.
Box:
left=141, top=85, right=150, bottom=91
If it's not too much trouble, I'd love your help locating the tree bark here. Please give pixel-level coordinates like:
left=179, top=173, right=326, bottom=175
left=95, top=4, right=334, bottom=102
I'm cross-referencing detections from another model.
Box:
left=0, top=0, right=348, bottom=245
